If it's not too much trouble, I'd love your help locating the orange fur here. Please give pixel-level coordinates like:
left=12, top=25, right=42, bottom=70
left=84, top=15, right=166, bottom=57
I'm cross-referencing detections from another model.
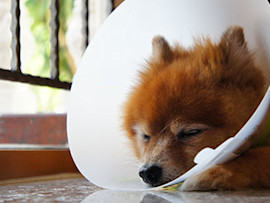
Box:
left=123, top=26, right=269, bottom=190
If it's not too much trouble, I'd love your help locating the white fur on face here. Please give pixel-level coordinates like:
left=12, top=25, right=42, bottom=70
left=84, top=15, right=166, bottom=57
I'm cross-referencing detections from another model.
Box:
left=141, top=136, right=171, bottom=164
left=132, top=124, right=149, bottom=158
left=132, top=124, right=171, bottom=164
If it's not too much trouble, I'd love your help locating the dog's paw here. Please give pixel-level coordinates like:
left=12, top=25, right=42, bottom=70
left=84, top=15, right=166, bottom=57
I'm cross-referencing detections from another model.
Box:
left=181, top=165, right=239, bottom=191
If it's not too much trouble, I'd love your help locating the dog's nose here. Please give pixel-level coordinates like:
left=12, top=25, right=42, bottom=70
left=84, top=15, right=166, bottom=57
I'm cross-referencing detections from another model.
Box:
left=139, top=164, right=162, bottom=186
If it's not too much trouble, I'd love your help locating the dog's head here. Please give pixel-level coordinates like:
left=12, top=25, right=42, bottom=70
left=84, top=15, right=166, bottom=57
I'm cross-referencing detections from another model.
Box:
left=123, top=26, right=265, bottom=186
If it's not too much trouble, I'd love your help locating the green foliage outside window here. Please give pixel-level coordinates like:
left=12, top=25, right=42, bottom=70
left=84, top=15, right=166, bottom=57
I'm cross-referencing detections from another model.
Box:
left=25, top=0, right=75, bottom=112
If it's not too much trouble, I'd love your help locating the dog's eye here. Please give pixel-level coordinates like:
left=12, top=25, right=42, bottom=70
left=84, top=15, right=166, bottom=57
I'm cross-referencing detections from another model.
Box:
left=142, top=134, right=151, bottom=142
left=177, top=129, right=202, bottom=139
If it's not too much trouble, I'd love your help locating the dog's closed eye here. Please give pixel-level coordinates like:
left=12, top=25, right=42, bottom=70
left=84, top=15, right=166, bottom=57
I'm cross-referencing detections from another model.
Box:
left=177, top=129, right=202, bottom=139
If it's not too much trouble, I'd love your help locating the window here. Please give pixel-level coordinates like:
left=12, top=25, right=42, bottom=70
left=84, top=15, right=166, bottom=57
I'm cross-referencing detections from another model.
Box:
left=0, top=0, right=121, bottom=181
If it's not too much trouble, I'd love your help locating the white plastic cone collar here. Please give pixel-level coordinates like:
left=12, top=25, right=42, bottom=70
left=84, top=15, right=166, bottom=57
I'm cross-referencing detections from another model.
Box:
left=67, top=0, right=270, bottom=190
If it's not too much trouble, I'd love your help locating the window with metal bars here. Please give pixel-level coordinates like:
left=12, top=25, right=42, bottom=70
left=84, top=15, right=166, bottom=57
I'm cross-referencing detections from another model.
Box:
left=0, top=0, right=122, bottom=180
left=0, top=0, right=123, bottom=91
left=0, top=0, right=123, bottom=140
left=0, top=0, right=92, bottom=90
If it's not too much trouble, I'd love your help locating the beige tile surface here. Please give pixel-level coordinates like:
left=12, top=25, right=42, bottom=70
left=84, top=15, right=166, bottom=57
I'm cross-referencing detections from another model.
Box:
left=0, top=178, right=99, bottom=203
left=1, top=177, right=270, bottom=203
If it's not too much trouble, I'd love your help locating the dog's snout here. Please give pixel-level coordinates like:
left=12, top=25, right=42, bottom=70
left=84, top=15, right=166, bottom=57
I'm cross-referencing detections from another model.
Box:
left=139, top=164, right=162, bottom=186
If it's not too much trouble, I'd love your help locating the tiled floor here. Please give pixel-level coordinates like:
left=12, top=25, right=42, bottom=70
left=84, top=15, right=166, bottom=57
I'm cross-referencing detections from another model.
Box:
left=1, top=177, right=270, bottom=202
left=0, top=178, right=99, bottom=203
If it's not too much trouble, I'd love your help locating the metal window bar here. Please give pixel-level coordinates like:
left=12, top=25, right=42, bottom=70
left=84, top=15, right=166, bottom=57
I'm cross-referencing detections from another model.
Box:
left=50, top=0, right=60, bottom=80
left=11, top=0, right=21, bottom=73
left=82, top=0, right=89, bottom=50
left=0, top=0, right=91, bottom=90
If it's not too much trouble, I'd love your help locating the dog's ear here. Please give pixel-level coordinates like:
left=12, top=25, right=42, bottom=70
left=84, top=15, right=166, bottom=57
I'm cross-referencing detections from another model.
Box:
left=219, top=26, right=249, bottom=64
left=218, top=26, right=265, bottom=89
left=152, top=36, right=174, bottom=64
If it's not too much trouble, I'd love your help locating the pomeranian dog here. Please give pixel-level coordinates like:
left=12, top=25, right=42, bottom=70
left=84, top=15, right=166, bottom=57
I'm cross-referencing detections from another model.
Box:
left=123, top=26, right=270, bottom=191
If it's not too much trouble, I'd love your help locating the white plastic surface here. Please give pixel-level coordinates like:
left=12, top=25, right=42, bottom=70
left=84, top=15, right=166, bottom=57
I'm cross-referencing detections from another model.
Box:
left=67, top=0, right=270, bottom=190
